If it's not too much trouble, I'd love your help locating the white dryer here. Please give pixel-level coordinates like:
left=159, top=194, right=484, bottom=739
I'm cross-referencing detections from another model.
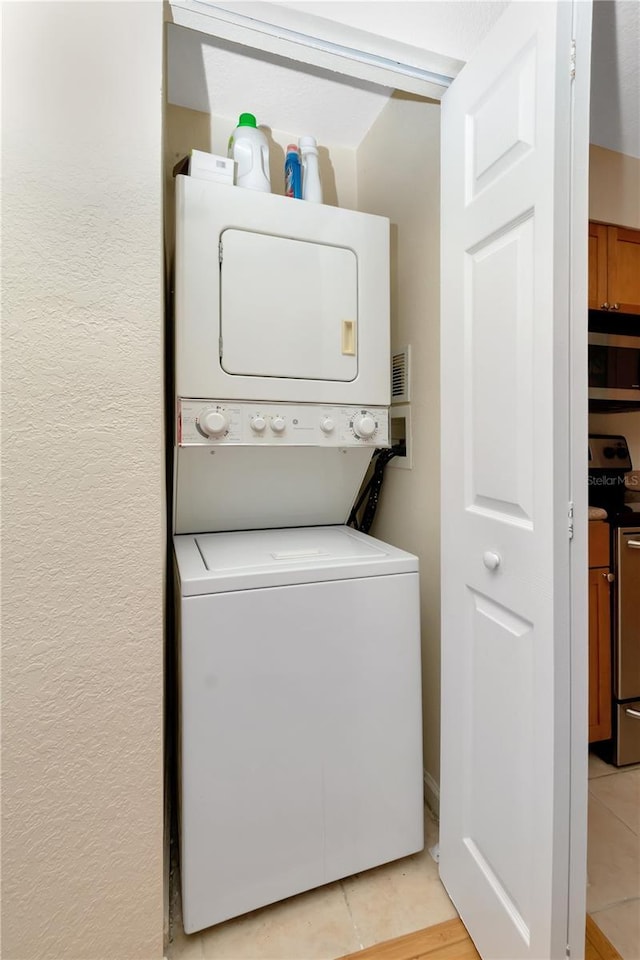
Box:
left=174, top=525, right=423, bottom=934
left=174, top=176, right=390, bottom=406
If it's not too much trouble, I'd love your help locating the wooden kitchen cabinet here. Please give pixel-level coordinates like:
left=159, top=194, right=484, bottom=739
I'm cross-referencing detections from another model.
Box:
left=588, top=521, right=612, bottom=743
left=589, top=222, right=608, bottom=311
left=589, top=221, right=640, bottom=315
left=607, top=227, right=640, bottom=315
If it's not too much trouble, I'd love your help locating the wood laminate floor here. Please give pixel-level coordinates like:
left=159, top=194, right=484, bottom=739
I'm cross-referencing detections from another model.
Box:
left=339, top=915, right=622, bottom=960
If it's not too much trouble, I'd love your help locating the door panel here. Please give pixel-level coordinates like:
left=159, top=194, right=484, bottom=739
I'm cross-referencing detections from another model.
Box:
left=467, top=41, right=536, bottom=202
left=220, top=229, right=358, bottom=381
left=440, top=2, right=590, bottom=958
left=466, top=590, right=534, bottom=936
left=588, top=222, right=608, bottom=310
left=607, top=227, right=640, bottom=315
left=468, top=216, right=534, bottom=523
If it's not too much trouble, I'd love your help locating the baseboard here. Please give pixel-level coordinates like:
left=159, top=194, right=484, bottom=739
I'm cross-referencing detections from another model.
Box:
left=423, top=769, right=440, bottom=819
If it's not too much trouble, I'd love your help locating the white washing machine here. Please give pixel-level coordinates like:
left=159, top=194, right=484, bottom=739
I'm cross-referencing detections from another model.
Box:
left=174, top=525, right=423, bottom=934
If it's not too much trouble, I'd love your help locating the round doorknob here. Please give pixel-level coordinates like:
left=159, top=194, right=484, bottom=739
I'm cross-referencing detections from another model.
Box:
left=483, top=551, right=502, bottom=571
left=603, top=572, right=615, bottom=582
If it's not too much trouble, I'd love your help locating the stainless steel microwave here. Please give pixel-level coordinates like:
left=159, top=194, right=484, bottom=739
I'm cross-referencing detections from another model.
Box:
left=589, top=333, right=640, bottom=410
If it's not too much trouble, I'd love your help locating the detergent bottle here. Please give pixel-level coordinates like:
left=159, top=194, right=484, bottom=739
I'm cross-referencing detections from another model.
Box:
left=284, top=144, right=302, bottom=199
left=228, top=113, right=271, bottom=192
left=299, top=136, right=322, bottom=203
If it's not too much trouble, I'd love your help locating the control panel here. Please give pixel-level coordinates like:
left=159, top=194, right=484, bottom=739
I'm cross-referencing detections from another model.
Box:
left=178, top=401, right=389, bottom=447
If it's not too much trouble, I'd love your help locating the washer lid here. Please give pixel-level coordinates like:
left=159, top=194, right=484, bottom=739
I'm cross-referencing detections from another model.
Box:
left=174, top=525, right=418, bottom=595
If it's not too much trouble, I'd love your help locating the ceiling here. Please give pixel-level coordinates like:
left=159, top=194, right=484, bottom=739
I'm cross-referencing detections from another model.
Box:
left=279, top=1, right=509, bottom=62
left=166, top=0, right=508, bottom=148
left=168, top=0, right=640, bottom=158
left=166, top=25, right=394, bottom=148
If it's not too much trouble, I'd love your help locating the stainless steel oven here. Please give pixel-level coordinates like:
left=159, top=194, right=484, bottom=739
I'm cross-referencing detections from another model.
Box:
left=589, top=333, right=640, bottom=409
left=588, top=434, right=640, bottom=765
left=614, top=525, right=640, bottom=765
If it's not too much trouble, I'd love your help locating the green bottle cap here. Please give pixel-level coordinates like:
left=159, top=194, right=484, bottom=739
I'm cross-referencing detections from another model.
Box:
left=238, top=113, right=257, bottom=128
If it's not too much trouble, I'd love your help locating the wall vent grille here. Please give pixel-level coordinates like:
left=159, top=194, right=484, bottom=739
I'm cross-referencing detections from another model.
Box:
left=391, top=346, right=410, bottom=404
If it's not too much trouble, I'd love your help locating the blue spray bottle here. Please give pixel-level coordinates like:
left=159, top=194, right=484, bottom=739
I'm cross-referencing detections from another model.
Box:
left=284, top=144, right=302, bottom=199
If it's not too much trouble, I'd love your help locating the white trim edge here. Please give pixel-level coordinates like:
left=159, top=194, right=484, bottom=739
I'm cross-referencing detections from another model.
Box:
left=169, top=0, right=457, bottom=99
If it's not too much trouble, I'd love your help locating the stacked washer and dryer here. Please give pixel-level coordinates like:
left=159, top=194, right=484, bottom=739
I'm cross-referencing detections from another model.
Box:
left=172, top=176, right=423, bottom=934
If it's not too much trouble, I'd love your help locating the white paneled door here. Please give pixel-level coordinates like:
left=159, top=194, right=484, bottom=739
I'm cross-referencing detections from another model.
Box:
left=440, top=3, right=591, bottom=959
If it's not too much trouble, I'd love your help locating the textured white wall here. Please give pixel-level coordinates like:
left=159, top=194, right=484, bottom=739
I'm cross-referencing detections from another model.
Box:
left=356, top=95, right=442, bottom=805
left=2, top=3, right=165, bottom=958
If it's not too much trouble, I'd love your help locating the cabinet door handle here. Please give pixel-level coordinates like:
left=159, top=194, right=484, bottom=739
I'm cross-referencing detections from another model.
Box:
left=602, top=572, right=615, bottom=582
left=600, top=302, right=610, bottom=310
left=612, top=303, right=620, bottom=310
left=625, top=708, right=640, bottom=720
left=483, top=551, right=502, bottom=571
left=627, top=540, right=640, bottom=549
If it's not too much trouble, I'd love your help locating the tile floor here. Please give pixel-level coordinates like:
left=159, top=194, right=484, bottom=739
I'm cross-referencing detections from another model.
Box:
left=587, top=752, right=640, bottom=960
left=168, top=759, right=640, bottom=960
left=167, top=806, right=457, bottom=960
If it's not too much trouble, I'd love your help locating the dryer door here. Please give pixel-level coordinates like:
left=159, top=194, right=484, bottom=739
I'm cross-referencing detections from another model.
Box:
left=220, top=229, right=358, bottom=382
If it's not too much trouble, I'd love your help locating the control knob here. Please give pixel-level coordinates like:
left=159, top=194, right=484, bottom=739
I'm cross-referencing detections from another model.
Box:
left=320, top=416, right=335, bottom=434
left=352, top=413, right=377, bottom=439
left=271, top=416, right=286, bottom=434
left=250, top=416, right=267, bottom=434
left=200, top=408, right=229, bottom=438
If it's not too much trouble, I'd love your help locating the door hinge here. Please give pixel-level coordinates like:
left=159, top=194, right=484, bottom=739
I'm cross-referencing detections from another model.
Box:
left=218, top=239, right=223, bottom=263
left=568, top=501, right=574, bottom=540
left=218, top=336, right=223, bottom=359
left=570, top=39, right=576, bottom=79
